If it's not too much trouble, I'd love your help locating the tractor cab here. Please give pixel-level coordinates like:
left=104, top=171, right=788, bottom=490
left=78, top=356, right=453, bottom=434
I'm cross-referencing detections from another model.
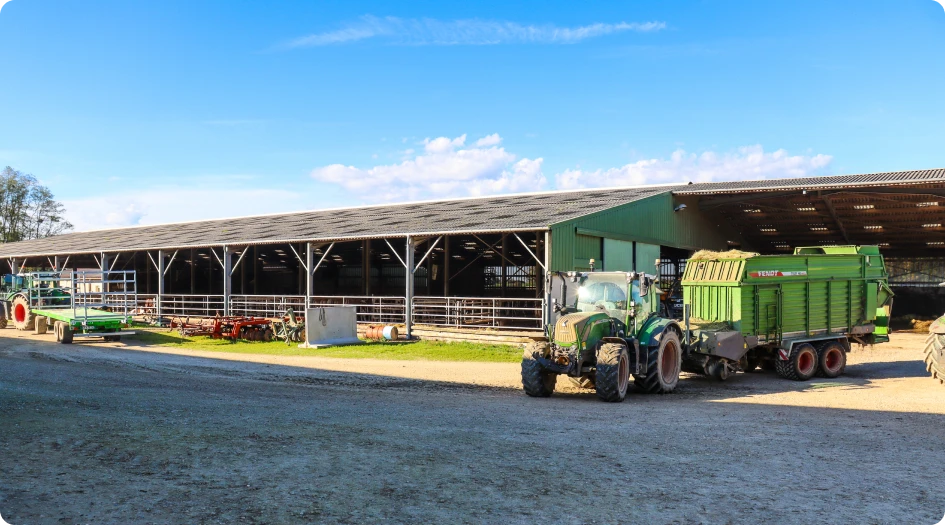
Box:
left=549, top=271, right=661, bottom=337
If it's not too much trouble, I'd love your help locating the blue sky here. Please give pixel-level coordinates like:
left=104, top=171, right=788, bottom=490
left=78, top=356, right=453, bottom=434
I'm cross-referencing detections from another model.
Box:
left=1, top=0, right=944, bottom=231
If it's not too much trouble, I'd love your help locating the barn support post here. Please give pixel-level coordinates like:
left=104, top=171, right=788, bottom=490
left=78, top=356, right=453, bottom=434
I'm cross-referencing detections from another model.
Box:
left=223, top=245, right=232, bottom=317
left=157, top=250, right=165, bottom=321
left=305, top=242, right=313, bottom=310
left=363, top=240, right=371, bottom=296
left=443, top=235, right=450, bottom=297
left=100, top=252, right=109, bottom=273
left=405, top=235, right=415, bottom=339
left=543, top=231, right=552, bottom=330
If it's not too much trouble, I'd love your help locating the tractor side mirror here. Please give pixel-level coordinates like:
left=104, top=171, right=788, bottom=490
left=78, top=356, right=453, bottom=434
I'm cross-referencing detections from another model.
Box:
left=640, top=277, right=649, bottom=297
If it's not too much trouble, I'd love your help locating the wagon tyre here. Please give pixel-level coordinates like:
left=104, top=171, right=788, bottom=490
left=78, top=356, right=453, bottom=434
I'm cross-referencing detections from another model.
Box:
left=924, top=332, right=945, bottom=385
left=0, top=316, right=7, bottom=329
left=775, top=343, right=818, bottom=381
left=11, top=295, right=35, bottom=331
left=59, top=322, right=74, bottom=344
left=817, top=341, right=846, bottom=378
left=596, top=343, right=630, bottom=402
left=54, top=321, right=63, bottom=342
left=634, top=330, right=682, bottom=394
left=34, top=316, right=48, bottom=335
left=521, top=342, right=556, bottom=397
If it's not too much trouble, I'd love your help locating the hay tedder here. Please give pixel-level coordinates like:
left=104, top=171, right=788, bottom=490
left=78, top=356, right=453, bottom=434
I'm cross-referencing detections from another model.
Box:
left=270, top=308, right=305, bottom=344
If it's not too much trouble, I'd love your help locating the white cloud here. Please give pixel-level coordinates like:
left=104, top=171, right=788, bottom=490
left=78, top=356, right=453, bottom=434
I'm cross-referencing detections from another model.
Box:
left=64, top=187, right=309, bottom=232
left=310, top=134, right=546, bottom=202
left=282, top=16, right=665, bottom=48
left=475, top=133, right=502, bottom=147
left=556, top=146, right=833, bottom=189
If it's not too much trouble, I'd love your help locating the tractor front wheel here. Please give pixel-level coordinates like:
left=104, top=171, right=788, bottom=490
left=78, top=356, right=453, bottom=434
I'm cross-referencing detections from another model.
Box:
left=596, top=343, right=630, bottom=402
left=775, top=343, right=818, bottom=381
left=634, top=330, right=682, bottom=394
left=11, top=295, right=34, bottom=331
left=521, top=342, right=556, bottom=397
left=924, top=331, right=945, bottom=385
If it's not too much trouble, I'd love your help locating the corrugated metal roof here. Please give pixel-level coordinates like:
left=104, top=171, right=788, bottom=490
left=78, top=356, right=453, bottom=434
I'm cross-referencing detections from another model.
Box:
left=674, top=168, right=945, bottom=195
left=0, top=185, right=670, bottom=257
left=2, top=168, right=943, bottom=258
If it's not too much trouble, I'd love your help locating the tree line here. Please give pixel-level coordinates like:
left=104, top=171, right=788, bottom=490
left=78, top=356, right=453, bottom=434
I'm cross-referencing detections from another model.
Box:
left=0, top=166, right=73, bottom=243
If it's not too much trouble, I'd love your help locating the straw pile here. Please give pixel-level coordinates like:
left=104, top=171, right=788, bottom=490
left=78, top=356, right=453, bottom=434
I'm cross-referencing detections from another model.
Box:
left=689, top=249, right=759, bottom=261
left=686, top=318, right=732, bottom=331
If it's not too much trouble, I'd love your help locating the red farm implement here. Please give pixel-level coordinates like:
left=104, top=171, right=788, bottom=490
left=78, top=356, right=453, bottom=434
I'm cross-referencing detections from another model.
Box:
left=174, top=315, right=273, bottom=341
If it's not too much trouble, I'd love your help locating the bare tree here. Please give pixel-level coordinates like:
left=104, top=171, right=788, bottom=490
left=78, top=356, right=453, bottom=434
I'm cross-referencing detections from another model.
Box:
left=0, top=166, right=73, bottom=242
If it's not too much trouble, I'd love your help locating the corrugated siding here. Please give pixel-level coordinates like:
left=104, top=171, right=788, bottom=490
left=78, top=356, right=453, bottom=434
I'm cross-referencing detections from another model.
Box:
left=550, top=193, right=744, bottom=271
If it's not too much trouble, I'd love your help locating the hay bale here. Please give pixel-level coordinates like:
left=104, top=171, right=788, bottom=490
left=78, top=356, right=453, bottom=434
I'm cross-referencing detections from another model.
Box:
left=689, top=249, right=759, bottom=261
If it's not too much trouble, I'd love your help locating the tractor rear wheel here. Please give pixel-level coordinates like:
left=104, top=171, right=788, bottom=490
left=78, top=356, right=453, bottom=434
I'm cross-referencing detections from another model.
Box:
left=925, top=332, right=945, bottom=385
left=11, top=295, right=34, bottom=331
left=634, top=330, right=682, bottom=394
left=817, top=341, right=846, bottom=378
left=775, top=343, right=818, bottom=381
left=595, top=343, right=630, bottom=402
left=521, top=342, right=556, bottom=397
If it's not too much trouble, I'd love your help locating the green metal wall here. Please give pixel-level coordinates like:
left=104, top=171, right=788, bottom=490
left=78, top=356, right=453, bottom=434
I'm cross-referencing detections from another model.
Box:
left=549, top=192, right=743, bottom=272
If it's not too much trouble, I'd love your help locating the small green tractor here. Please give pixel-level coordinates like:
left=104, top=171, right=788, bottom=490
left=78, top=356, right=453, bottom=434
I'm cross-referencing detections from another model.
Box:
left=522, top=271, right=684, bottom=402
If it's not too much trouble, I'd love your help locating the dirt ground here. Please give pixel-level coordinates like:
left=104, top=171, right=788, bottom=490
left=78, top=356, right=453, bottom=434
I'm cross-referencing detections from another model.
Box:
left=1, top=329, right=943, bottom=524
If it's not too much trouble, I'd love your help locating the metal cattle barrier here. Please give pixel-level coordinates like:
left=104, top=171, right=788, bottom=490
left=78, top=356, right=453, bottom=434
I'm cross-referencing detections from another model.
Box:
left=130, top=293, right=543, bottom=331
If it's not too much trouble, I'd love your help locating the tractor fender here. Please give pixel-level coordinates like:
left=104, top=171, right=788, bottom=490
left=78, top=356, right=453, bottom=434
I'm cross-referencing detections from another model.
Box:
left=637, top=316, right=684, bottom=350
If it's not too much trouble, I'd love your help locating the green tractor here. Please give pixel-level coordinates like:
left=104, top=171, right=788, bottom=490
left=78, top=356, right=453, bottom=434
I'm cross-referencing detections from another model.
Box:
left=522, top=271, right=684, bottom=402
left=0, top=273, right=71, bottom=330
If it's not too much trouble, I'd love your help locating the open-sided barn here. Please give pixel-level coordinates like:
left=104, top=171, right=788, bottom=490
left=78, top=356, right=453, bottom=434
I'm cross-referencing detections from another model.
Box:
left=1, top=169, right=943, bottom=333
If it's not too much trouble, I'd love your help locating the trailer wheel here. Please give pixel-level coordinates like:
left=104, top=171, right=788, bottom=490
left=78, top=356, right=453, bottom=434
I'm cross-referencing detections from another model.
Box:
left=775, top=343, right=818, bottom=381
left=34, top=316, right=47, bottom=335
left=57, top=322, right=74, bottom=344
left=817, top=341, right=846, bottom=378
left=521, top=342, right=556, bottom=397
left=11, top=295, right=35, bottom=331
left=634, top=330, right=682, bottom=394
left=924, top=332, right=945, bottom=385
left=596, top=343, right=630, bottom=402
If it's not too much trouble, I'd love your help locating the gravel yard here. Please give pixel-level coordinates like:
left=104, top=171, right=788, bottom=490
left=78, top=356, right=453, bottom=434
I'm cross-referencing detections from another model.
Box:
left=0, top=329, right=943, bottom=524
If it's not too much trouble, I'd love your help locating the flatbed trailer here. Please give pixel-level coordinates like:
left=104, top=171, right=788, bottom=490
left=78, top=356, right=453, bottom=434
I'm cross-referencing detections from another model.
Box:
left=8, top=270, right=137, bottom=344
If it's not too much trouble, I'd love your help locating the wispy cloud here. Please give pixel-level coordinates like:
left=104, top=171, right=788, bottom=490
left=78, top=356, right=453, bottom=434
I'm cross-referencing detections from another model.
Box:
left=281, top=16, right=666, bottom=49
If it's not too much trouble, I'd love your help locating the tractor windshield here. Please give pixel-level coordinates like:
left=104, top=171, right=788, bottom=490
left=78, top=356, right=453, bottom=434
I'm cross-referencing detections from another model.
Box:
left=575, top=273, right=640, bottom=320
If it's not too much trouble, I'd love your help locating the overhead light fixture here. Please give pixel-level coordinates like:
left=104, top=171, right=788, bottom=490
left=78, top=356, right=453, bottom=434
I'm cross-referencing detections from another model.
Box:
left=917, top=202, right=939, bottom=207
left=923, top=223, right=942, bottom=228
left=863, top=225, right=883, bottom=230
left=853, top=204, right=874, bottom=210
left=674, top=204, right=687, bottom=212
left=797, top=207, right=816, bottom=212
left=743, top=209, right=762, bottom=213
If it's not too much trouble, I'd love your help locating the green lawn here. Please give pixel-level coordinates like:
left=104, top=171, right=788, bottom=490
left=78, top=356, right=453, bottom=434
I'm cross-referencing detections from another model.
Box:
left=125, top=328, right=523, bottom=363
